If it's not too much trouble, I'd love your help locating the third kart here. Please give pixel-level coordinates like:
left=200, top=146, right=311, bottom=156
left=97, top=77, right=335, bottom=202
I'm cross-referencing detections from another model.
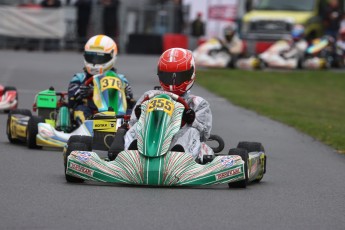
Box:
left=6, top=71, right=130, bottom=150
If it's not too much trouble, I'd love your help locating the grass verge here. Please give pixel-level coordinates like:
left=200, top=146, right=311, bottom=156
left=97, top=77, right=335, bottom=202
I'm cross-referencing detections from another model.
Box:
left=197, top=69, right=345, bottom=153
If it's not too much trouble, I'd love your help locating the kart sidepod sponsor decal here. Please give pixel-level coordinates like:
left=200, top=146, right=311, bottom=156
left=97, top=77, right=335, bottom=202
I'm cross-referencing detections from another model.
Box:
left=220, top=156, right=235, bottom=168
left=215, top=167, right=242, bottom=180
left=76, top=151, right=92, bottom=162
left=69, top=162, right=94, bottom=176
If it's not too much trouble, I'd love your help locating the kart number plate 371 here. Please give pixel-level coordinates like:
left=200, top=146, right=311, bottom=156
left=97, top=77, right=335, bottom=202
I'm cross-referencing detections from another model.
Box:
left=100, top=77, right=122, bottom=91
left=147, top=98, right=174, bottom=116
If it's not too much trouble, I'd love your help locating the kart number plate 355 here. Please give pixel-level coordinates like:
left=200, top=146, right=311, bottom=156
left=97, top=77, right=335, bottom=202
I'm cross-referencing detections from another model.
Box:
left=147, top=98, right=174, bottom=116
left=100, top=77, right=122, bottom=91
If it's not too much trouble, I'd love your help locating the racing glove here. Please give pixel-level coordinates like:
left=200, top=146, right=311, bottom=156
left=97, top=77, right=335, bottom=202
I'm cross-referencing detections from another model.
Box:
left=125, top=84, right=134, bottom=100
left=79, top=85, right=92, bottom=98
left=182, top=108, right=195, bottom=125
left=135, top=105, right=141, bottom=119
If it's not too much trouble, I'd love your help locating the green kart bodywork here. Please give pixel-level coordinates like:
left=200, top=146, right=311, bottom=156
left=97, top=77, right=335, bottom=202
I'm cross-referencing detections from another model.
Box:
left=66, top=94, right=266, bottom=187
left=6, top=87, right=70, bottom=147
left=7, top=71, right=128, bottom=149
left=67, top=150, right=246, bottom=186
left=35, top=88, right=70, bottom=131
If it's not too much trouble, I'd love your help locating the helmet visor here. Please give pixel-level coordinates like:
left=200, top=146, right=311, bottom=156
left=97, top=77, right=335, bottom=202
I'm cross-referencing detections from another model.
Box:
left=84, top=51, right=112, bottom=65
left=158, top=67, right=194, bottom=85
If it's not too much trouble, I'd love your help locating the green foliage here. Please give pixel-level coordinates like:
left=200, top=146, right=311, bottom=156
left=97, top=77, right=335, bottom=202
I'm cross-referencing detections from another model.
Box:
left=197, top=69, right=345, bottom=152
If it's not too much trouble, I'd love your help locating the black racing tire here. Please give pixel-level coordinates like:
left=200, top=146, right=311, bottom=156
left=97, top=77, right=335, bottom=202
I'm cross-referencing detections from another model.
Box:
left=9, top=109, right=31, bottom=117
left=27, top=116, right=45, bottom=149
left=4, top=86, right=17, bottom=91
left=237, top=141, right=267, bottom=182
left=67, top=135, right=93, bottom=150
left=208, top=134, right=225, bottom=153
left=64, top=137, right=92, bottom=183
left=6, top=109, right=32, bottom=143
left=228, top=148, right=249, bottom=189
left=64, top=136, right=90, bottom=169
left=237, top=141, right=265, bottom=153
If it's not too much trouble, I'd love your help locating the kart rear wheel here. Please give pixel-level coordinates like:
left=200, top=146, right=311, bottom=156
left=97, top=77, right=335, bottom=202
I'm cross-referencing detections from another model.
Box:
left=65, top=137, right=92, bottom=183
left=8, top=109, right=31, bottom=117
left=4, top=86, right=17, bottom=91
left=6, top=112, right=16, bottom=143
left=67, top=135, right=93, bottom=150
left=237, top=141, right=266, bottom=182
left=64, top=135, right=92, bottom=170
left=237, top=141, right=265, bottom=153
left=27, top=116, right=45, bottom=149
left=6, top=109, right=32, bottom=143
left=228, top=148, right=248, bottom=189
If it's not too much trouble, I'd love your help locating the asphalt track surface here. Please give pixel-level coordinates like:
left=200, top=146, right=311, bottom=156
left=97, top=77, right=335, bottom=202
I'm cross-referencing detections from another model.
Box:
left=0, top=50, right=344, bottom=230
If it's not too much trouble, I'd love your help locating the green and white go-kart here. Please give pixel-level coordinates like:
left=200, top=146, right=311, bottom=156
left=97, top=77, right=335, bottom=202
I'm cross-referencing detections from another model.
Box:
left=64, top=92, right=267, bottom=188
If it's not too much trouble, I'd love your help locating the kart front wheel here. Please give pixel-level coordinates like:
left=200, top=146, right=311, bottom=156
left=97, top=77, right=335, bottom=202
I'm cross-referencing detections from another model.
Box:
left=27, top=116, right=44, bottom=149
left=228, top=148, right=248, bottom=189
left=68, top=135, right=93, bottom=150
left=64, top=136, right=92, bottom=183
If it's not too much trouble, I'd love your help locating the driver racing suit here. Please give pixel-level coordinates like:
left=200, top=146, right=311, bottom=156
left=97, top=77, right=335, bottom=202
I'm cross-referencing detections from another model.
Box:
left=124, top=90, right=214, bottom=160
left=68, top=68, right=134, bottom=119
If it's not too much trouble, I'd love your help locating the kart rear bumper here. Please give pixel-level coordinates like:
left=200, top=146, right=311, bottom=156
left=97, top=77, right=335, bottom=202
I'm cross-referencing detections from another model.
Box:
left=66, top=150, right=246, bottom=186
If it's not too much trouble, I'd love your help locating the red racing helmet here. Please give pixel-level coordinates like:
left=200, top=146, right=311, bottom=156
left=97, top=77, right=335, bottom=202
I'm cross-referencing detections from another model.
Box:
left=157, top=48, right=196, bottom=96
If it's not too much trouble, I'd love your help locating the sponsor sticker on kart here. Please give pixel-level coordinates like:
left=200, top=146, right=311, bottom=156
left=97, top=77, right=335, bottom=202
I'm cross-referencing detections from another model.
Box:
left=70, top=162, right=94, bottom=176
left=215, top=168, right=241, bottom=180
left=220, top=156, right=234, bottom=168
left=76, top=151, right=92, bottom=162
left=93, top=120, right=117, bottom=132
